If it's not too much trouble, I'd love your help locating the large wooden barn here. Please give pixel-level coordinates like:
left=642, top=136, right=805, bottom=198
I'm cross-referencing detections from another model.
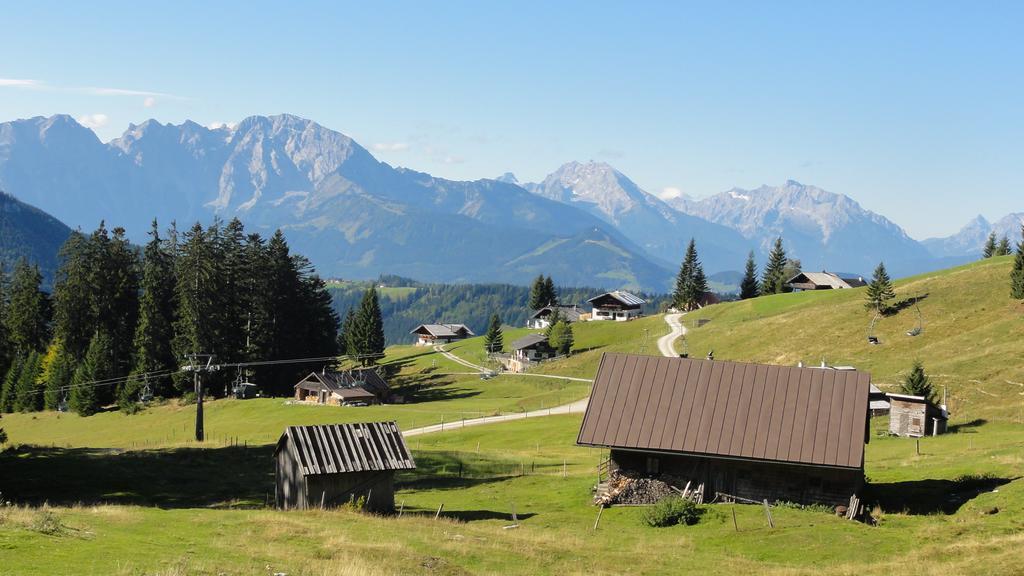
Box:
left=274, top=422, right=415, bottom=512
left=577, top=353, right=871, bottom=507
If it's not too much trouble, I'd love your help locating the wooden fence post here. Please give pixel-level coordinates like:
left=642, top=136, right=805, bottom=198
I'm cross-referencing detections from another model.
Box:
left=732, top=506, right=739, bottom=532
left=762, top=499, right=774, bottom=529
left=398, top=500, right=405, bottom=517
left=593, top=504, right=605, bottom=530
left=435, top=503, right=444, bottom=519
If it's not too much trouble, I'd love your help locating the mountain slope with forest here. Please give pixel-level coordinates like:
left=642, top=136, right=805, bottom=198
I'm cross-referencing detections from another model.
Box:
left=0, top=190, right=72, bottom=284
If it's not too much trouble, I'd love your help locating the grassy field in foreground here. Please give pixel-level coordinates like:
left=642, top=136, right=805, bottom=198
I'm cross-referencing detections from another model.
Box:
left=685, top=255, right=1024, bottom=420
left=1, top=413, right=1023, bottom=575
left=0, top=314, right=665, bottom=449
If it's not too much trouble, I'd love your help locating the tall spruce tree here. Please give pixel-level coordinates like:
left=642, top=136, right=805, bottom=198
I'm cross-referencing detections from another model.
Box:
left=52, top=231, right=95, bottom=361
left=4, top=258, right=50, bottom=356
left=739, top=251, right=760, bottom=300
left=338, top=308, right=356, bottom=356
left=528, top=275, right=546, bottom=310
left=900, top=360, right=934, bottom=402
left=70, top=331, right=114, bottom=417
left=172, top=223, right=220, bottom=392
left=672, top=239, right=709, bottom=311
left=43, top=340, right=74, bottom=410
left=982, top=232, right=997, bottom=258
left=996, top=235, right=1012, bottom=257
left=13, top=350, right=43, bottom=412
left=483, top=313, right=503, bottom=354
left=349, top=288, right=385, bottom=366
left=761, top=237, right=788, bottom=295
left=543, top=276, right=558, bottom=307
left=0, top=354, right=23, bottom=413
left=1011, top=224, right=1024, bottom=299
left=128, top=221, right=177, bottom=399
left=865, top=262, right=896, bottom=312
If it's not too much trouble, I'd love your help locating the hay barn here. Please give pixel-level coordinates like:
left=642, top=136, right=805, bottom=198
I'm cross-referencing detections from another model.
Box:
left=577, top=353, right=871, bottom=508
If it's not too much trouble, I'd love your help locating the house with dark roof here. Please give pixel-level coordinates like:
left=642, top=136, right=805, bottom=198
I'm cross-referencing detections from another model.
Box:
left=527, top=305, right=586, bottom=329
left=577, top=353, right=871, bottom=508
left=785, top=271, right=867, bottom=291
left=274, top=421, right=415, bottom=512
left=587, top=291, right=646, bottom=321
left=294, top=368, right=390, bottom=405
left=410, top=323, right=475, bottom=346
left=503, top=333, right=557, bottom=373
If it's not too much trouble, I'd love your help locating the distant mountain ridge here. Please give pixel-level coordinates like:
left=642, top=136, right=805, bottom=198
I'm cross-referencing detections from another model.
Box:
left=0, top=114, right=671, bottom=291
left=666, top=180, right=935, bottom=277
left=922, top=213, right=1024, bottom=259
left=520, top=161, right=748, bottom=270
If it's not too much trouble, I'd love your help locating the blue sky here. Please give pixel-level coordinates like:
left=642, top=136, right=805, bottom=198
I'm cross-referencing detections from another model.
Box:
left=1, top=1, right=1021, bottom=238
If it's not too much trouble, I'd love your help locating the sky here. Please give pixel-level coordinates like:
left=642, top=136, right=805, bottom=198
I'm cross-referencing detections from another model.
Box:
left=1, top=1, right=1021, bottom=239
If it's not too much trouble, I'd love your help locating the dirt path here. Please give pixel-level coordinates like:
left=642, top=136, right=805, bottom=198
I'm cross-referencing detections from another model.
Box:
left=657, top=313, right=687, bottom=357
left=402, top=396, right=589, bottom=437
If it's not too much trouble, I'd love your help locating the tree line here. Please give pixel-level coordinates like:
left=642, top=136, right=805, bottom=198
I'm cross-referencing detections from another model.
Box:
left=0, top=218, right=340, bottom=417
left=672, top=236, right=801, bottom=309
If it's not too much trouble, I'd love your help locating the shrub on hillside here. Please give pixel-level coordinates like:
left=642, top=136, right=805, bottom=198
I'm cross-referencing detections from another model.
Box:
left=643, top=497, right=702, bottom=527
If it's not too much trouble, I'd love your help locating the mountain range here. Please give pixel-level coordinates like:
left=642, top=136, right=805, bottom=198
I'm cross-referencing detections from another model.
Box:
left=922, top=213, right=1024, bottom=259
left=0, top=113, right=1018, bottom=291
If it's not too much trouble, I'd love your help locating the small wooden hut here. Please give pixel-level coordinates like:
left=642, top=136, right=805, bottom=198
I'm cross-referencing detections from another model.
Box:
left=886, top=393, right=947, bottom=437
left=274, top=421, right=415, bottom=512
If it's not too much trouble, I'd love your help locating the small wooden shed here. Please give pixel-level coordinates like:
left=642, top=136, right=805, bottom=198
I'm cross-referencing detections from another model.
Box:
left=886, top=393, right=947, bottom=437
left=274, top=421, right=415, bottom=512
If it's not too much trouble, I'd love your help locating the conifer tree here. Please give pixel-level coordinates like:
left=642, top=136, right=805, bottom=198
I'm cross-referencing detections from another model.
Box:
left=547, top=320, right=574, bottom=355
left=1011, top=224, right=1024, bottom=300
left=543, top=276, right=558, bottom=307
left=0, top=265, right=9, bottom=381
left=544, top=308, right=564, bottom=337
left=172, top=223, right=220, bottom=392
left=982, top=232, right=997, bottom=258
left=528, top=275, right=546, bottom=310
left=483, top=313, right=504, bottom=354
left=349, top=288, right=385, bottom=366
left=739, top=251, right=760, bottom=300
left=338, top=308, right=355, bottom=356
left=13, top=350, right=43, bottom=412
left=4, top=258, right=50, bottom=355
left=865, top=261, right=896, bottom=313
left=130, top=221, right=176, bottom=397
left=761, top=237, right=788, bottom=295
left=52, top=231, right=95, bottom=361
left=900, top=360, right=934, bottom=402
left=672, top=239, right=709, bottom=311
left=0, top=354, right=24, bottom=413
left=996, top=235, right=1011, bottom=257
left=70, top=331, right=114, bottom=417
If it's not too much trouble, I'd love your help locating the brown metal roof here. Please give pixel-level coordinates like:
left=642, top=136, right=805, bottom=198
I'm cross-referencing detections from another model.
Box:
left=577, top=353, right=871, bottom=469
left=275, top=421, right=416, bottom=476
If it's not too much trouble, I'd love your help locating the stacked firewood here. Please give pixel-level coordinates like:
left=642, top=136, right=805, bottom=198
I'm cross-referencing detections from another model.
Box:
left=597, top=470, right=685, bottom=505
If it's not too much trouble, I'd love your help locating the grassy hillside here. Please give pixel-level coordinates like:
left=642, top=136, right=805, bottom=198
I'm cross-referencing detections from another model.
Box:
left=684, top=255, right=1024, bottom=419
left=0, top=315, right=665, bottom=449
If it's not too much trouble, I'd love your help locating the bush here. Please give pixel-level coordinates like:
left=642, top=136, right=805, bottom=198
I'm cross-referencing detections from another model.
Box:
left=643, top=497, right=702, bottom=527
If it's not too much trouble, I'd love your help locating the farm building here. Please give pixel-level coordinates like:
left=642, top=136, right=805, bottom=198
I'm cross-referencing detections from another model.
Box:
left=294, top=368, right=390, bottom=406
left=577, top=353, right=871, bottom=508
left=503, top=333, right=557, bottom=373
left=886, top=393, right=947, bottom=437
left=587, top=291, right=646, bottom=321
left=785, top=271, right=867, bottom=291
left=274, top=421, right=415, bottom=512
left=868, top=384, right=890, bottom=416
left=410, top=323, right=475, bottom=346
left=527, top=305, right=586, bottom=329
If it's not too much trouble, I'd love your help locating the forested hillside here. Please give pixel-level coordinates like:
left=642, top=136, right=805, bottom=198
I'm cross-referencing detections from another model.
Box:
left=0, top=190, right=72, bottom=285
left=328, top=276, right=671, bottom=344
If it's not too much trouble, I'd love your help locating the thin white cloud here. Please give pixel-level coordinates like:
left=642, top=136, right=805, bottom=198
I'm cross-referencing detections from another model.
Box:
left=442, top=155, right=465, bottom=164
left=0, top=77, right=189, bottom=100
left=371, top=142, right=410, bottom=152
left=77, top=113, right=110, bottom=129
left=143, top=96, right=156, bottom=108
left=0, top=78, right=42, bottom=88
left=658, top=186, right=684, bottom=200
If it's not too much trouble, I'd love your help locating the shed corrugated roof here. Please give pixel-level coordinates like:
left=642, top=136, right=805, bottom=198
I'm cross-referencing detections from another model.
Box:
left=577, top=353, right=870, bottom=469
left=587, top=291, right=646, bottom=307
left=276, top=421, right=415, bottom=476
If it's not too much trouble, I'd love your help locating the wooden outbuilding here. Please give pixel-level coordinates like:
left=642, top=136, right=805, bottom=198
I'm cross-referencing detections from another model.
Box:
left=577, top=353, right=871, bottom=508
left=587, top=291, right=646, bottom=321
left=294, top=368, right=390, bottom=405
left=410, top=323, right=475, bottom=346
left=886, top=393, right=947, bottom=437
left=527, top=305, right=585, bottom=329
left=785, top=271, right=867, bottom=291
left=274, top=421, right=415, bottom=512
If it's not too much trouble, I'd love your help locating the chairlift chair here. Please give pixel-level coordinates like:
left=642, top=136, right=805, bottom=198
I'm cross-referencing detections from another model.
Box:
left=906, top=297, right=924, bottom=337
left=866, top=311, right=881, bottom=345
left=57, top=390, right=69, bottom=413
left=139, top=376, right=154, bottom=404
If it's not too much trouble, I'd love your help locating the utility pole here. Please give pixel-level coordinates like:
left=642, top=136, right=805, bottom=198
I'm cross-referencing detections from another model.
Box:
left=183, top=353, right=217, bottom=442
